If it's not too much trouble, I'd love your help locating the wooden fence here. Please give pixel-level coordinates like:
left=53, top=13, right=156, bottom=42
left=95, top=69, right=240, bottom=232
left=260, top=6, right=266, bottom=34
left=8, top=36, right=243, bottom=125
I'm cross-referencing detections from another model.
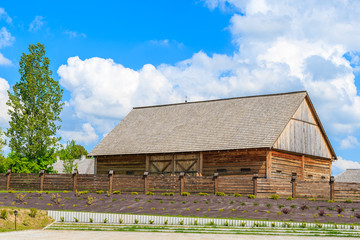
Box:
left=2, top=170, right=360, bottom=200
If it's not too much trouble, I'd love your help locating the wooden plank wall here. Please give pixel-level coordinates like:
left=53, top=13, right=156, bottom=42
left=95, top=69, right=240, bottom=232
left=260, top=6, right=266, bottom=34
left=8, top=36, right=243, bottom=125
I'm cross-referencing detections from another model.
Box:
left=77, top=174, right=109, bottom=191
left=44, top=174, right=73, bottom=191
left=148, top=176, right=180, bottom=194
left=303, top=157, right=330, bottom=181
left=0, top=173, right=6, bottom=190
left=257, top=178, right=292, bottom=198
left=9, top=173, right=40, bottom=191
left=202, top=149, right=267, bottom=177
left=184, top=176, right=214, bottom=194
left=271, top=151, right=301, bottom=179
left=296, top=180, right=330, bottom=199
left=334, top=182, right=360, bottom=200
left=113, top=175, right=144, bottom=193
left=96, top=155, right=146, bottom=175
left=217, top=176, right=253, bottom=194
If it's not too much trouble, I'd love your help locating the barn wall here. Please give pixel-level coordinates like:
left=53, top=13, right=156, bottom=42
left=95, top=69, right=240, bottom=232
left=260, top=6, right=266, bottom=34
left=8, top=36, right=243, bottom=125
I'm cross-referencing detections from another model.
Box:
left=270, top=150, right=331, bottom=181
left=273, top=99, right=332, bottom=159
left=96, top=155, right=146, bottom=175
left=202, top=149, right=267, bottom=177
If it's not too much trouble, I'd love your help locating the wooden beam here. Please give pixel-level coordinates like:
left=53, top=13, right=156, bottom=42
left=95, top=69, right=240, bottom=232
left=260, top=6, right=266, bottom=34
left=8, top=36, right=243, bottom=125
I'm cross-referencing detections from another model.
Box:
left=266, top=151, right=272, bottom=179
left=145, top=155, right=149, bottom=172
left=199, top=152, right=203, bottom=176
left=301, top=155, right=305, bottom=181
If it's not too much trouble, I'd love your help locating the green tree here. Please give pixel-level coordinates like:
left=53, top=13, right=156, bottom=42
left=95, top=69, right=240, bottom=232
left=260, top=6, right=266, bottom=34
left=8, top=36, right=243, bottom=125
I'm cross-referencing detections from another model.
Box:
left=0, top=127, right=8, bottom=173
left=6, top=43, right=64, bottom=173
left=56, top=140, right=88, bottom=173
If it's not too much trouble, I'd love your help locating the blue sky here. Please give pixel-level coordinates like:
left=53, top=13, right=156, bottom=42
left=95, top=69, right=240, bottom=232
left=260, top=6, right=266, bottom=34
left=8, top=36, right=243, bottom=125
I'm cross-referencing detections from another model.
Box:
left=1, top=0, right=360, bottom=175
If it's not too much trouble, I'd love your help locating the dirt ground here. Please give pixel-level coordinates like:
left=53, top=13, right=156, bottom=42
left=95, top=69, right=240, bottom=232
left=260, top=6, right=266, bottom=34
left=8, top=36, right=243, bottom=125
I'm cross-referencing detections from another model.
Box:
left=1, top=192, right=359, bottom=224
left=0, top=230, right=352, bottom=240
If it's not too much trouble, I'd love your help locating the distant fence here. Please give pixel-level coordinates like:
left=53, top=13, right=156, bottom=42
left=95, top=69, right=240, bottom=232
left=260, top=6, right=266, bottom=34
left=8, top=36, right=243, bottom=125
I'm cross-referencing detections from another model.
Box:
left=1, top=170, right=360, bottom=200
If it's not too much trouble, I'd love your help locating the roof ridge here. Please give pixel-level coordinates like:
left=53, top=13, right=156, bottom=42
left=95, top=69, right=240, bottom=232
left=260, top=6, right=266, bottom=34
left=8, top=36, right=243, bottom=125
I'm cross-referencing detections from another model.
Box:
left=133, top=90, right=307, bottom=109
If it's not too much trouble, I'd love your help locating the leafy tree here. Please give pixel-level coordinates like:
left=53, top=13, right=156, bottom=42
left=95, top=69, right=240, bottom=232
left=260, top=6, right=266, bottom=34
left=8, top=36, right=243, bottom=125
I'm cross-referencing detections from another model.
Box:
left=6, top=43, right=64, bottom=172
left=56, top=140, right=88, bottom=173
left=0, top=128, right=8, bottom=173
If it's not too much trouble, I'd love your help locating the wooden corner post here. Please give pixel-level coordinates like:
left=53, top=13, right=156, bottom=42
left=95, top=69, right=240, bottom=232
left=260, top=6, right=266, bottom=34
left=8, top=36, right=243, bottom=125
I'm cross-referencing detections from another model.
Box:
left=330, top=176, right=335, bottom=201
left=39, top=169, right=45, bottom=191
left=213, top=172, right=219, bottom=194
left=291, top=173, right=297, bottom=198
left=108, top=170, right=114, bottom=193
left=179, top=172, right=185, bottom=195
left=72, top=169, right=78, bottom=192
left=266, top=151, right=272, bottom=179
left=6, top=169, right=11, bottom=191
left=253, top=174, right=258, bottom=196
left=143, top=172, right=149, bottom=194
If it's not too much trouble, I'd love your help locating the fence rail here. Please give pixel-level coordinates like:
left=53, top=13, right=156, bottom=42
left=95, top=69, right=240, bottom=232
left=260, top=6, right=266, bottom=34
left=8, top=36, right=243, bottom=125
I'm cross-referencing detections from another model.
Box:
left=2, top=169, right=360, bottom=200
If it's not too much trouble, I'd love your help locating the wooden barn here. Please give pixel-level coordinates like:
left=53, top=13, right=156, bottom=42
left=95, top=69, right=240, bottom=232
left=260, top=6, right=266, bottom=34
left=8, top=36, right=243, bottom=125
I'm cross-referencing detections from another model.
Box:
left=89, top=91, right=337, bottom=181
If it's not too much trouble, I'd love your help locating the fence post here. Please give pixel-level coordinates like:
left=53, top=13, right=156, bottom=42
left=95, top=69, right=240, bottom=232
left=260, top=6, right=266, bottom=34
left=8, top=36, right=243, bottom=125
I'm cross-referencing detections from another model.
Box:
left=330, top=176, right=335, bottom=201
left=143, top=172, right=149, bottom=194
left=213, top=172, right=219, bottom=194
left=6, top=169, right=11, bottom=191
left=179, top=172, right=185, bottom=195
left=253, top=174, right=258, bottom=196
left=72, top=169, right=78, bottom=192
left=108, top=170, right=114, bottom=193
left=39, top=169, right=45, bottom=192
left=291, top=173, right=297, bottom=198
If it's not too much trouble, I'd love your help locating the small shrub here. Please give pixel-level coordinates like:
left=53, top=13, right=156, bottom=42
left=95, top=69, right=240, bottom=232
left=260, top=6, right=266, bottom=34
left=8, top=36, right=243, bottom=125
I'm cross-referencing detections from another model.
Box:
left=290, top=204, right=296, bottom=208
left=159, top=200, right=163, bottom=203
left=161, top=192, right=174, bottom=196
left=319, top=209, right=325, bottom=216
left=351, top=208, right=355, bottom=212
left=64, top=197, right=70, bottom=200
left=198, top=192, right=208, bottom=196
left=224, top=221, right=229, bottom=226
left=151, top=207, right=155, bottom=210
left=106, top=205, right=110, bottom=208
left=308, top=198, right=315, bottom=201
left=186, top=208, right=190, bottom=211
left=60, top=217, right=64, bottom=222
left=193, top=200, right=198, bottom=203
left=253, top=202, right=258, bottom=206
left=231, top=208, right=235, bottom=212
left=194, top=220, right=197, bottom=225
left=181, top=192, right=190, bottom=196
left=7, top=190, right=14, bottom=193
left=240, top=222, right=246, bottom=227
left=216, top=192, right=226, bottom=196
left=240, top=202, right=246, bottom=206
left=96, top=190, right=104, bottom=194
left=270, top=194, right=279, bottom=200
left=266, top=210, right=270, bottom=213
left=327, top=207, right=334, bottom=211
left=79, top=191, right=88, bottom=195
left=219, top=208, right=224, bottom=212
left=119, top=219, right=123, bottom=224
left=247, top=194, right=256, bottom=199
left=47, top=203, right=53, bottom=206
left=271, top=222, right=276, bottom=227
left=337, top=207, right=344, bottom=214
left=112, top=198, right=116, bottom=202
left=266, top=203, right=271, bottom=208
left=326, top=214, right=332, bottom=217
left=182, top=201, right=186, bottom=204
left=254, top=210, right=258, bottom=213
left=146, top=191, right=154, bottom=195
left=286, top=196, right=294, bottom=201
left=147, top=199, right=152, bottom=202
left=139, top=207, right=143, bottom=209
left=277, top=212, right=282, bottom=215
left=282, top=208, right=290, bottom=214
left=149, top=220, right=154, bottom=224
left=328, top=200, right=335, bottom=203
left=4, top=196, right=8, bottom=199
left=345, top=199, right=353, bottom=203
left=0, top=209, right=7, bottom=220
left=106, top=191, right=111, bottom=197
left=63, top=190, right=69, bottom=193
left=134, top=219, right=139, bottom=224
left=89, top=218, right=94, bottom=223
left=113, top=191, right=121, bottom=194
left=300, top=204, right=309, bottom=210
left=73, top=204, right=77, bottom=207
left=11, top=202, right=15, bottom=206
left=170, top=201, right=175, bottom=204
left=316, top=223, right=323, bottom=228
left=234, top=193, right=242, bottom=197
left=313, top=214, right=318, bottom=218
left=179, top=219, right=184, bottom=225
left=29, top=208, right=37, bottom=218
left=209, top=221, right=214, bottom=226
left=205, top=201, right=209, bottom=204
left=74, top=217, right=79, bottom=222
left=103, top=218, right=107, bottom=223
left=131, top=192, right=138, bottom=195
left=278, top=204, right=284, bottom=209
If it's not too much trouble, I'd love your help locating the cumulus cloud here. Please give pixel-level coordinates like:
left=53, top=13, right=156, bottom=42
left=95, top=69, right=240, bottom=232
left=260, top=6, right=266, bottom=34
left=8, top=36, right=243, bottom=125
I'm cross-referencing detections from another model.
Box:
left=340, top=136, right=360, bottom=149
left=64, top=31, right=86, bottom=39
left=60, top=123, right=98, bottom=145
left=149, top=39, right=184, bottom=48
left=0, top=27, right=15, bottom=49
left=333, top=156, right=360, bottom=173
left=29, top=16, right=44, bottom=32
left=0, top=8, right=12, bottom=24
left=0, top=77, right=10, bottom=127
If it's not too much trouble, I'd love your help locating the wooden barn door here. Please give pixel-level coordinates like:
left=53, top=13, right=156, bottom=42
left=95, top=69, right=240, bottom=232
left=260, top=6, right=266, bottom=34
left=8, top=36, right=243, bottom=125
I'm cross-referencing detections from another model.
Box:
left=149, top=155, right=173, bottom=175
left=174, top=153, right=199, bottom=176
left=149, top=153, right=200, bottom=175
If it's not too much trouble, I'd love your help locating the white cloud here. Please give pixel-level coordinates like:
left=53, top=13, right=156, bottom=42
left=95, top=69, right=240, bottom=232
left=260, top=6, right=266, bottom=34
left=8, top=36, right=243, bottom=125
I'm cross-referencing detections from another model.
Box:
left=64, top=31, right=86, bottom=39
left=0, top=8, right=12, bottom=24
left=0, top=53, right=11, bottom=65
left=149, top=39, right=184, bottom=48
left=333, top=156, right=360, bottom=172
left=0, top=27, right=15, bottom=49
left=340, top=136, right=360, bottom=149
left=60, top=123, right=98, bottom=145
left=29, top=16, right=44, bottom=32
left=0, top=77, right=10, bottom=127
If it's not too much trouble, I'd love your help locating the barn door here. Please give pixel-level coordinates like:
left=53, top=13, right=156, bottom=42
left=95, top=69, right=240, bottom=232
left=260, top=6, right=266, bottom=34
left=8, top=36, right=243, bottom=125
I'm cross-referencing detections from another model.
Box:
left=149, top=155, right=173, bottom=175
left=174, top=153, right=198, bottom=175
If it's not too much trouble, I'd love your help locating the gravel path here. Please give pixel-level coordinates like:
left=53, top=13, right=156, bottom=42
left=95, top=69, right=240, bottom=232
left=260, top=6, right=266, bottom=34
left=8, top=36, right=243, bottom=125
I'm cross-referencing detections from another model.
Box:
left=0, top=230, right=352, bottom=240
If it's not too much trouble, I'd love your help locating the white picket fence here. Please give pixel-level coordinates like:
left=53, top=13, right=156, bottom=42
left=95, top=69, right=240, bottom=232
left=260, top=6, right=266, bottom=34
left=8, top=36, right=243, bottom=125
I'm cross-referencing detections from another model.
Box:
left=47, top=210, right=358, bottom=230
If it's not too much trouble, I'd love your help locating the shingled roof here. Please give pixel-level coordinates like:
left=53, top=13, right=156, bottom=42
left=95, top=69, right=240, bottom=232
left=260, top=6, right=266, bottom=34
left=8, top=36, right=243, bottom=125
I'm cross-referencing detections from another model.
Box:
left=335, top=169, right=360, bottom=183
left=90, top=91, right=326, bottom=156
